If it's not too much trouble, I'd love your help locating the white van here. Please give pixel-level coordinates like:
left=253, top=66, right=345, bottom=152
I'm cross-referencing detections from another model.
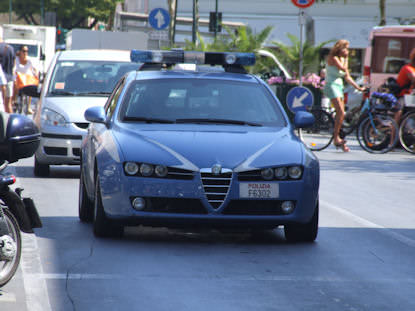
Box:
left=363, top=25, right=415, bottom=92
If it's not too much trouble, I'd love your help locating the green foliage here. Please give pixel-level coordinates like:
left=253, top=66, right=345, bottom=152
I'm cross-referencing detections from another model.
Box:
left=0, top=0, right=121, bottom=29
left=270, top=33, right=335, bottom=76
left=183, top=25, right=274, bottom=74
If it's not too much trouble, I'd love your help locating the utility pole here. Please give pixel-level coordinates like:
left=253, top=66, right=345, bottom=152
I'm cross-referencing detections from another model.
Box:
left=192, top=0, right=199, bottom=45
left=41, top=0, right=45, bottom=25
left=9, top=0, right=12, bottom=23
left=214, top=0, right=218, bottom=39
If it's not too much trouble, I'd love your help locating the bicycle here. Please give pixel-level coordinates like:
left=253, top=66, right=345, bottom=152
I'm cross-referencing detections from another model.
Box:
left=300, top=90, right=400, bottom=153
left=398, top=93, right=415, bottom=154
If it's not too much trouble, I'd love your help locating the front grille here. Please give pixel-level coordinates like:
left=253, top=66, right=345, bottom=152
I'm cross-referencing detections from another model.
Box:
left=223, top=200, right=294, bottom=215
left=44, top=146, right=67, bottom=156
left=74, top=122, right=89, bottom=129
left=238, top=170, right=263, bottom=181
left=201, top=171, right=232, bottom=209
left=167, top=167, right=194, bottom=180
left=141, top=198, right=207, bottom=214
left=42, top=133, right=82, bottom=140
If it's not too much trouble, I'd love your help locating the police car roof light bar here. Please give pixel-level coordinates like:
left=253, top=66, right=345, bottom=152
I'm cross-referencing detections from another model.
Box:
left=130, top=50, right=255, bottom=67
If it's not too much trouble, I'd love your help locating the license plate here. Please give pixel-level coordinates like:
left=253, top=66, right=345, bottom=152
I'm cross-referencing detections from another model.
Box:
left=239, top=183, right=279, bottom=199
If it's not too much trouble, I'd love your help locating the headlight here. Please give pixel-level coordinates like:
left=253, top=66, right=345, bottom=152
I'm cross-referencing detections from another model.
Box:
left=261, top=168, right=274, bottom=180
left=41, top=108, right=67, bottom=127
left=124, top=162, right=139, bottom=175
left=155, top=165, right=168, bottom=177
left=275, top=167, right=288, bottom=180
left=288, top=166, right=303, bottom=179
left=140, top=163, right=154, bottom=177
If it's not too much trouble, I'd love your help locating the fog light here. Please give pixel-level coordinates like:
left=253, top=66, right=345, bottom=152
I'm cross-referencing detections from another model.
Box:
left=281, top=201, right=294, bottom=214
left=132, top=197, right=146, bottom=211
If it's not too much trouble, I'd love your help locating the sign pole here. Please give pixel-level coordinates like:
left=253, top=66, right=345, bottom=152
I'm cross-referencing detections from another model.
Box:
left=299, top=9, right=305, bottom=87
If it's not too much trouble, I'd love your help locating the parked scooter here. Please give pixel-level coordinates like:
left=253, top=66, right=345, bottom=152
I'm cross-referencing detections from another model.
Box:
left=0, top=108, right=42, bottom=287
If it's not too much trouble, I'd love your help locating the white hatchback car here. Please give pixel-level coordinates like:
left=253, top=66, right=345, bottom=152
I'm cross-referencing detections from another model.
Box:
left=32, top=49, right=138, bottom=176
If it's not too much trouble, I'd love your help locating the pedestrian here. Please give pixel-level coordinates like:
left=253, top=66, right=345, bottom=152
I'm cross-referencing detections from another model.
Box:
left=394, top=48, right=415, bottom=123
left=0, top=36, right=15, bottom=113
left=324, top=39, right=365, bottom=152
left=0, top=66, right=7, bottom=111
left=14, top=45, right=39, bottom=114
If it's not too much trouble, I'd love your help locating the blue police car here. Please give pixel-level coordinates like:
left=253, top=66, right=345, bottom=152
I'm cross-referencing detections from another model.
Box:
left=79, top=49, right=319, bottom=242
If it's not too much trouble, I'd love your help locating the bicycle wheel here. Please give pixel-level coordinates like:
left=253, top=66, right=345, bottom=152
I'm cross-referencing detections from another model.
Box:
left=357, top=114, right=398, bottom=154
left=0, top=208, right=22, bottom=287
left=399, top=111, right=415, bottom=154
left=299, top=109, right=334, bottom=151
left=342, top=106, right=361, bottom=136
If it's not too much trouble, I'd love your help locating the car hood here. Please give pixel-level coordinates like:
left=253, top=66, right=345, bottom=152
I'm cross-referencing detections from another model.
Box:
left=114, top=124, right=304, bottom=171
left=42, top=96, right=108, bottom=122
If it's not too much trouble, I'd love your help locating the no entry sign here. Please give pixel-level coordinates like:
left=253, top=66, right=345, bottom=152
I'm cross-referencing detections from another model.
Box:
left=291, top=0, right=315, bottom=8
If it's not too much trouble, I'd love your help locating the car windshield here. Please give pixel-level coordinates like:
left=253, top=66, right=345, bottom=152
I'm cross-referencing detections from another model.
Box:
left=9, top=43, right=38, bottom=58
left=120, top=78, right=286, bottom=127
left=47, top=60, right=139, bottom=96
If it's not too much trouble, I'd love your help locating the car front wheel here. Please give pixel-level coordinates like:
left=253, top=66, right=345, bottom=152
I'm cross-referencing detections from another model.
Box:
left=284, top=203, right=318, bottom=243
left=34, top=156, right=50, bottom=177
left=93, top=178, right=123, bottom=238
left=78, top=167, right=93, bottom=222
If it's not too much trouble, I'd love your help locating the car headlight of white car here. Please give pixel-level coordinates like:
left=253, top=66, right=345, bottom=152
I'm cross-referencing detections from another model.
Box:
left=41, top=108, right=68, bottom=128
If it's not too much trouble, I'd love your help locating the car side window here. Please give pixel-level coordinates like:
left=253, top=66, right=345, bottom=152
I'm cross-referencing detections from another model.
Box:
left=105, top=78, right=125, bottom=118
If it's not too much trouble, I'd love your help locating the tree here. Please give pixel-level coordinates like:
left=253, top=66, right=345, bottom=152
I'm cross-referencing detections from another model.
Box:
left=0, top=0, right=121, bottom=29
left=270, top=33, right=334, bottom=75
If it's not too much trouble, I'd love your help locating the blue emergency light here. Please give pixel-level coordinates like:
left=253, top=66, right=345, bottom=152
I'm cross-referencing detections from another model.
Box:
left=130, top=49, right=255, bottom=66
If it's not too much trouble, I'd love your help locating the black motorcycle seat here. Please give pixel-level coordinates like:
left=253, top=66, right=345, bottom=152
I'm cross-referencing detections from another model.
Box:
left=0, top=112, right=9, bottom=143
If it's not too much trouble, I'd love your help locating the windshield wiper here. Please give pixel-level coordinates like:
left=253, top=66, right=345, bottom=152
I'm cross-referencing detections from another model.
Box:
left=123, top=116, right=175, bottom=123
left=175, top=118, right=262, bottom=126
left=77, top=91, right=112, bottom=96
left=50, top=90, right=77, bottom=96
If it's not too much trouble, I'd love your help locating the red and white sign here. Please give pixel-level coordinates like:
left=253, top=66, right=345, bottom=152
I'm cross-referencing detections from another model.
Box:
left=291, top=0, right=315, bottom=8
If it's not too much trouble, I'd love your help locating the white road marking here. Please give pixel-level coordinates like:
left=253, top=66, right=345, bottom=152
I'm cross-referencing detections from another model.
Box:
left=18, top=273, right=415, bottom=284
left=0, top=291, right=16, bottom=302
left=21, top=233, right=52, bottom=311
left=321, top=199, right=415, bottom=248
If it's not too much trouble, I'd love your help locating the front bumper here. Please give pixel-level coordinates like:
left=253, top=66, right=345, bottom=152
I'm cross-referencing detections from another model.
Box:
left=36, top=124, right=87, bottom=165
left=99, top=168, right=319, bottom=228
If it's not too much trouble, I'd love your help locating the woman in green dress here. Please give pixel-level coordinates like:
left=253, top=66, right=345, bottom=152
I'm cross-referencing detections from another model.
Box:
left=324, top=39, right=365, bottom=152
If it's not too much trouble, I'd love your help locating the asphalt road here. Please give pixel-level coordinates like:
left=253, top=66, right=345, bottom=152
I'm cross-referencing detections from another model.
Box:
left=1, top=139, right=415, bottom=311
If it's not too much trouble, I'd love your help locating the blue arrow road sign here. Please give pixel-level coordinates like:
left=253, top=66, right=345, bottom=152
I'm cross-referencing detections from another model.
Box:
left=286, top=86, right=314, bottom=113
left=149, top=8, right=170, bottom=30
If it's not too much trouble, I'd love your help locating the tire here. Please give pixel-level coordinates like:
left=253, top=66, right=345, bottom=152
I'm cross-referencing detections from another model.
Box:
left=0, top=208, right=22, bottom=287
left=93, top=178, right=123, bottom=238
left=284, top=203, right=319, bottom=243
left=299, top=109, right=334, bottom=151
left=342, top=106, right=361, bottom=136
left=78, top=167, right=94, bottom=223
left=357, top=114, right=398, bottom=154
left=34, top=156, right=50, bottom=177
left=399, top=112, right=415, bottom=154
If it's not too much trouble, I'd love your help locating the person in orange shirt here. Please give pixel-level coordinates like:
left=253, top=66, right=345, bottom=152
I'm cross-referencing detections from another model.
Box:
left=395, top=48, right=415, bottom=123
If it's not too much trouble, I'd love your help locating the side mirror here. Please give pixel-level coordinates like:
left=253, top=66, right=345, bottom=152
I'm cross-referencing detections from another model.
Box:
left=20, top=85, right=41, bottom=98
left=294, top=111, right=315, bottom=128
left=40, top=53, right=45, bottom=61
left=85, top=106, right=107, bottom=124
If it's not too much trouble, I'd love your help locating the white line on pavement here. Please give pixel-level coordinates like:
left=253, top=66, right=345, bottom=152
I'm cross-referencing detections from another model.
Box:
left=0, top=291, right=16, bottom=302
left=321, top=199, right=415, bottom=248
left=21, top=233, right=52, bottom=311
